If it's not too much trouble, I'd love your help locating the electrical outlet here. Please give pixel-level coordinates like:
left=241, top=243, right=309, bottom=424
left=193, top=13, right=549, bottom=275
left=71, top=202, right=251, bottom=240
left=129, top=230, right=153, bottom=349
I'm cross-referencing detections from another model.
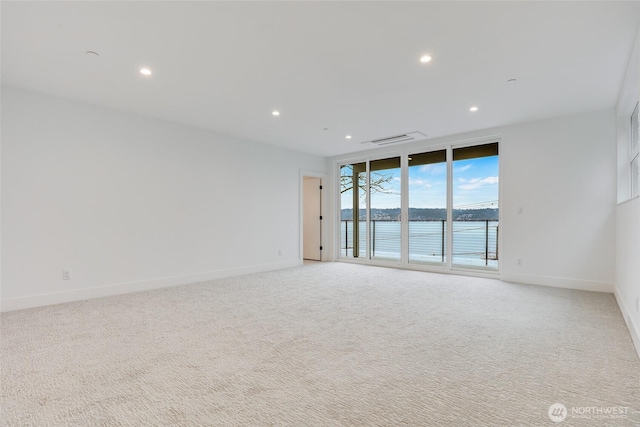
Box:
left=62, top=269, right=72, bottom=280
left=517, top=258, right=522, bottom=266
left=517, top=206, right=524, bottom=215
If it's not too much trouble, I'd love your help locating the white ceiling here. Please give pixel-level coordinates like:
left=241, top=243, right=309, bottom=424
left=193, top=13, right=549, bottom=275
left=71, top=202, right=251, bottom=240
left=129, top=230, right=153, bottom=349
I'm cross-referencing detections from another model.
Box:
left=2, top=1, right=639, bottom=157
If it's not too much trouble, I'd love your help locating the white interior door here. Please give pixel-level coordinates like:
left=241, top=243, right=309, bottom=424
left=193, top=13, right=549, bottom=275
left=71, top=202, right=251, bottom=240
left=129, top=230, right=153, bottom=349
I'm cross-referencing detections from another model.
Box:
left=303, top=177, right=322, bottom=260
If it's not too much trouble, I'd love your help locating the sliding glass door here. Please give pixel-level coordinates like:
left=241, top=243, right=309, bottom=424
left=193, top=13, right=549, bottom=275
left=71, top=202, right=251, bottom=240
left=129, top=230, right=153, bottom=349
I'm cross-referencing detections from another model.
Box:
left=338, top=141, right=499, bottom=271
left=452, top=143, right=499, bottom=269
left=370, top=157, right=401, bottom=261
left=339, top=158, right=402, bottom=261
left=340, top=162, right=367, bottom=258
left=408, top=150, right=447, bottom=265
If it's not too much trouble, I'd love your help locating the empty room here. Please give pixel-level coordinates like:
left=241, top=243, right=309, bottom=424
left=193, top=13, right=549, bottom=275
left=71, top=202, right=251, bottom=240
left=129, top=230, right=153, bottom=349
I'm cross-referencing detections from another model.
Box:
left=2, top=1, right=639, bottom=426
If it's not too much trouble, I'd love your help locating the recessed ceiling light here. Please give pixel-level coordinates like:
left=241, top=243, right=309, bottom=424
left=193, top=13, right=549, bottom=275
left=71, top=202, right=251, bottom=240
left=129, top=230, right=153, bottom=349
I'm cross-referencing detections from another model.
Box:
left=272, top=110, right=280, bottom=116
left=140, top=67, right=152, bottom=76
left=507, top=78, right=517, bottom=83
left=85, top=51, right=99, bottom=57
left=419, top=55, right=432, bottom=63
left=469, top=106, right=479, bottom=112
left=346, top=135, right=352, bottom=139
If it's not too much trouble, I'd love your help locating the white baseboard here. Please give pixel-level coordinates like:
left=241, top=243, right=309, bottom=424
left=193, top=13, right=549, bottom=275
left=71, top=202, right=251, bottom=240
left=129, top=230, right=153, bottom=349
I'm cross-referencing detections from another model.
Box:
left=1, top=259, right=302, bottom=312
left=500, top=272, right=614, bottom=293
left=614, top=287, right=640, bottom=360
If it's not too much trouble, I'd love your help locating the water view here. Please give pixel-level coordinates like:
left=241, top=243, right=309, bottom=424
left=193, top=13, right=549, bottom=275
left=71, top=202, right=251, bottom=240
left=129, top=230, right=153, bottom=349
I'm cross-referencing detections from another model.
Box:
left=340, top=219, right=499, bottom=269
left=339, top=143, right=499, bottom=270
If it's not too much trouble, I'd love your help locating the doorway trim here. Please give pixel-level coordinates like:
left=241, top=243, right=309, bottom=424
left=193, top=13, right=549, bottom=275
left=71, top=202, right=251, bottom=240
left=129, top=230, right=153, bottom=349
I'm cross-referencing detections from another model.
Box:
left=299, top=170, right=329, bottom=262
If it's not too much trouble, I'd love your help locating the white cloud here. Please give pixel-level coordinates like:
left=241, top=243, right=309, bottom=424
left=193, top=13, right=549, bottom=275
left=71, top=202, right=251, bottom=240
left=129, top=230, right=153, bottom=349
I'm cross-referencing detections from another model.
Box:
left=459, top=183, right=479, bottom=190
left=419, top=163, right=446, bottom=175
left=482, top=176, right=499, bottom=184
left=458, top=176, right=499, bottom=190
left=454, top=164, right=472, bottom=173
left=409, top=178, right=433, bottom=188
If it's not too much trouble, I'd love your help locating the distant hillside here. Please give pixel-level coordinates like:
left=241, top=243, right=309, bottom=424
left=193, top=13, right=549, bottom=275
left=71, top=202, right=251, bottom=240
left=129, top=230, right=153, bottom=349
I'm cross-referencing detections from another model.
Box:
left=340, top=208, right=498, bottom=221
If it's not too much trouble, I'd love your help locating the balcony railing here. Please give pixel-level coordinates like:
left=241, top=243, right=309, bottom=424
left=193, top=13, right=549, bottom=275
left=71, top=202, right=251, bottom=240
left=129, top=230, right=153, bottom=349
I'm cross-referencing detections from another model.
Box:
left=340, top=219, right=498, bottom=268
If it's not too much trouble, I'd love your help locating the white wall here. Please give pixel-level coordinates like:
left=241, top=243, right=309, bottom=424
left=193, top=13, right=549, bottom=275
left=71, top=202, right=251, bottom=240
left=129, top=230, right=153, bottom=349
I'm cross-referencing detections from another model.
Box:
left=1, top=84, right=626, bottom=324
left=331, top=109, right=617, bottom=293
left=615, top=27, right=640, bottom=357
left=1, top=87, right=328, bottom=311
left=499, top=111, right=616, bottom=292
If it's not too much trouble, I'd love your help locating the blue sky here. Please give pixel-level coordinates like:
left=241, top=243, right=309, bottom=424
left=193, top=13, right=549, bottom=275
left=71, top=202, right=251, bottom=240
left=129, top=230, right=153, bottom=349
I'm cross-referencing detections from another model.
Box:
left=341, top=156, right=499, bottom=210
left=451, top=156, right=499, bottom=209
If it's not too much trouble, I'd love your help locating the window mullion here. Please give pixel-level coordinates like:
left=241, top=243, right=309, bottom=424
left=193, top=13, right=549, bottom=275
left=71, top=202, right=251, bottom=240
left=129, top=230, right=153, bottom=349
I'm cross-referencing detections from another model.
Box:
left=446, top=146, right=453, bottom=271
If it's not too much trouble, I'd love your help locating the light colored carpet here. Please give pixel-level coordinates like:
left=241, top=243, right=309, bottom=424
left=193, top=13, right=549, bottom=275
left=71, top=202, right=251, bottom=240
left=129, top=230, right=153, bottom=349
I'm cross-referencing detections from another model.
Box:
left=1, top=262, right=639, bottom=426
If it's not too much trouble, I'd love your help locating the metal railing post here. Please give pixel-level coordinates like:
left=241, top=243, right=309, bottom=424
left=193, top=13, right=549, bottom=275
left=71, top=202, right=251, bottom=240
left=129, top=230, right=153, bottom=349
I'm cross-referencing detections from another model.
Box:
left=496, top=224, right=499, bottom=261
left=441, top=219, right=445, bottom=263
left=345, top=220, right=348, bottom=256
left=485, top=219, right=489, bottom=266
left=372, top=220, right=376, bottom=256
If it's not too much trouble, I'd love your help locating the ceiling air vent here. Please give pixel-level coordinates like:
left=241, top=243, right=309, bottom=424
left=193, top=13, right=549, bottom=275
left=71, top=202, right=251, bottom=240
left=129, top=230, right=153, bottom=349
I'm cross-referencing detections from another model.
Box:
left=363, top=131, right=428, bottom=146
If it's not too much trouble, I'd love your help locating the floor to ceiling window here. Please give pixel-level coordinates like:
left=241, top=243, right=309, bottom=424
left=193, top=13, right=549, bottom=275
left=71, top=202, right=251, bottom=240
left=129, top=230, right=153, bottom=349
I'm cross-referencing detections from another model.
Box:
left=338, top=141, right=499, bottom=272
left=370, top=157, right=402, bottom=261
left=452, top=143, right=499, bottom=270
left=408, top=150, right=447, bottom=265
left=340, top=162, right=367, bottom=258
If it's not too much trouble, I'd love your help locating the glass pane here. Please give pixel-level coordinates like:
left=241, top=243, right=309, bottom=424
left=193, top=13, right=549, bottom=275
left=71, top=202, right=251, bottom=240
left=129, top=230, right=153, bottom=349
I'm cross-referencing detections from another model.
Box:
left=632, top=102, right=639, bottom=199
left=631, top=101, right=639, bottom=155
left=408, top=150, right=447, bottom=264
left=452, top=143, right=499, bottom=270
left=370, top=157, right=401, bottom=261
left=340, top=163, right=367, bottom=258
left=632, top=154, right=639, bottom=198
